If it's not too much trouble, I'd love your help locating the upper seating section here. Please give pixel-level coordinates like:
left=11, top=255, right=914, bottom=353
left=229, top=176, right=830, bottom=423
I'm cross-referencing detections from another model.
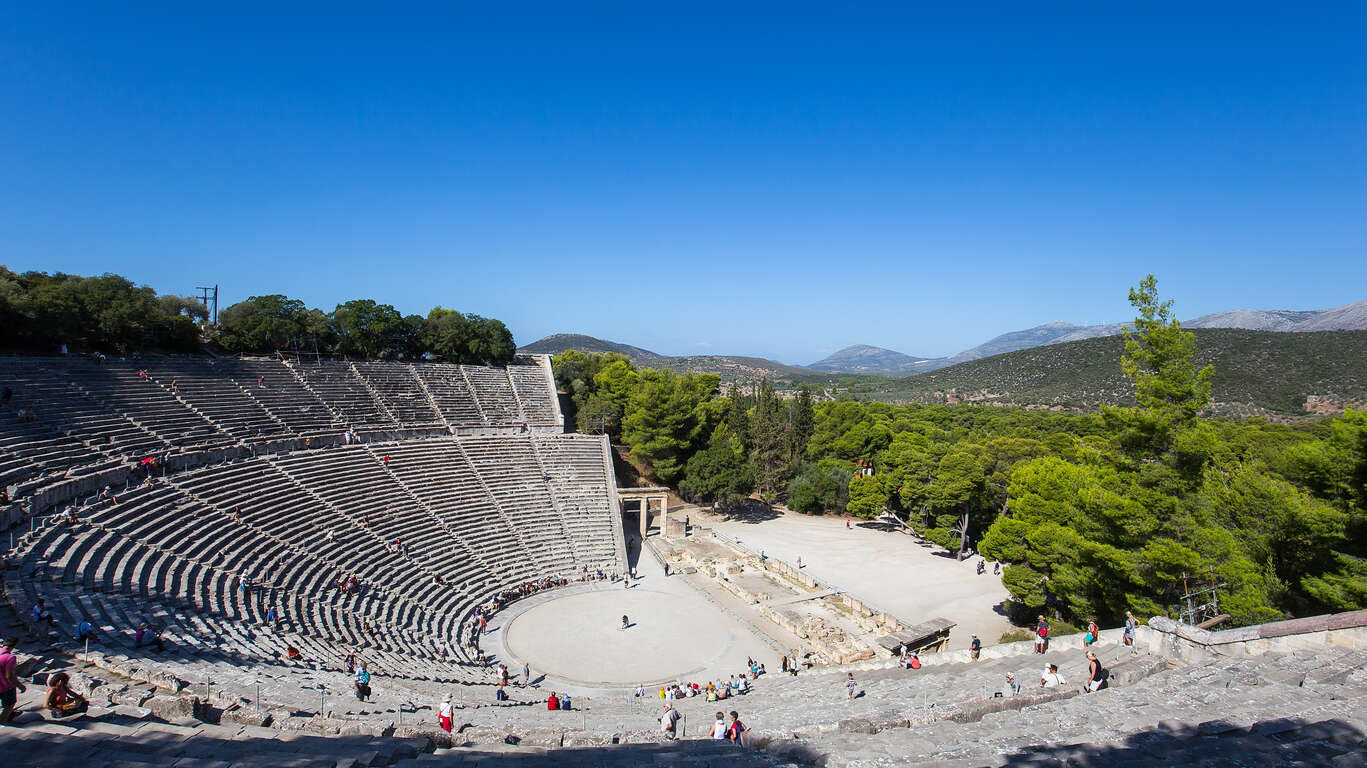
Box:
left=0, top=356, right=561, bottom=492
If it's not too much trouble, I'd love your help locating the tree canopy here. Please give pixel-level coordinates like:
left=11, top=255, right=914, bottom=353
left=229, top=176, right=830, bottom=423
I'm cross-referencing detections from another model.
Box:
left=0, top=266, right=201, bottom=353
left=1, top=266, right=519, bottom=363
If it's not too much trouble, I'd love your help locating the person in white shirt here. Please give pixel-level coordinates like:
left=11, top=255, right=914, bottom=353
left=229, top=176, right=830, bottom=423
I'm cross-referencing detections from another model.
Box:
left=709, top=711, right=727, bottom=739
left=1040, top=663, right=1066, bottom=688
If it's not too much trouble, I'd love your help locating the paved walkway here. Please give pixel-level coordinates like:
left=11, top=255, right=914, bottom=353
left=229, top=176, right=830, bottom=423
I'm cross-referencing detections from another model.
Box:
left=696, top=506, right=1011, bottom=650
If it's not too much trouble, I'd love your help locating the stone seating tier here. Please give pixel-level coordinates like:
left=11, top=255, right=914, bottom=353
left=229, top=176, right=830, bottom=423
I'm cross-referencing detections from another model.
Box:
left=0, top=357, right=561, bottom=493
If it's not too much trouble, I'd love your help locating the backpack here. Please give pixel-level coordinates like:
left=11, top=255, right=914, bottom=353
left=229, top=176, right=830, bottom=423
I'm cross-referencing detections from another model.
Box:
left=1038, top=626, right=1048, bottom=638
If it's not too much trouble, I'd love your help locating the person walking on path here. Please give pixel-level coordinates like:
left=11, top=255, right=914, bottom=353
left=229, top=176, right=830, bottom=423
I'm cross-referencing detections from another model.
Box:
left=438, top=694, right=453, bottom=732
left=1085, top=651, right=1106, bottom=692
left=845, top=672, right=857, bottom=700
left=1123, top=611, right=1138, bottom=650
left=0, top=637, right=26, bottom=725
left=970, top=634, right=981, bottom=661
left=522, top=662, right=531, bottom=687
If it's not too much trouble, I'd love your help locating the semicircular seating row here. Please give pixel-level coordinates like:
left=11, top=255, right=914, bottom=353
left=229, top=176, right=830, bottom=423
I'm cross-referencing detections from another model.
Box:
left=8, top=434, right=623, bottom=687
left=0, top=356, right=560, bottom=491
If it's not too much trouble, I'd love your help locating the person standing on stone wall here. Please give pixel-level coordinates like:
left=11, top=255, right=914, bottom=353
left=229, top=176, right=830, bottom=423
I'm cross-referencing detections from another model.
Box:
left=1034, top=616, right=1050, bottom=654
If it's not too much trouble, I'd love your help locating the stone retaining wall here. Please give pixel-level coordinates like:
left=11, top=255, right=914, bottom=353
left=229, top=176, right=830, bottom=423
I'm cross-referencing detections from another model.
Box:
left=1142, top=610, right=1367, bottom=660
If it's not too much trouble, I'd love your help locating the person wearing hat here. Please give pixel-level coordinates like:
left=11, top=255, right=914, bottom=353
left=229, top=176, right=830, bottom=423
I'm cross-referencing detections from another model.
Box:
left=438, top=694, right=454, bottom=732
left=970, top=633, right=981, bottom=661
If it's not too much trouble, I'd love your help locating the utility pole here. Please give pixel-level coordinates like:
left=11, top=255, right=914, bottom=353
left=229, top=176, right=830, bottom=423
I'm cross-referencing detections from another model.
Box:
left=196, top=285, right=219, bottom=325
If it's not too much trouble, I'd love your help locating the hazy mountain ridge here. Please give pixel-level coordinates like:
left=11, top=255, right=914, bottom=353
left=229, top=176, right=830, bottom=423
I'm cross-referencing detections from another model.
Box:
left=807, top=344, right=933, bottom=376
left=809, top=298, right=1367, bottom=375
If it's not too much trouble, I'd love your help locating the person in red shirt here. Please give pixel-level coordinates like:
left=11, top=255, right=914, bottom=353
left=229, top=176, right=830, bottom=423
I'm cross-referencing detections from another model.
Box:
left=546, top=692, right=559, bottom=711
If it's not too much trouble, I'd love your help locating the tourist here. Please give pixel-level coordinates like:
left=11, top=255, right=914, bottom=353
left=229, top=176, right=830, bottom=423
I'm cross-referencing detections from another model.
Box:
left=1000, top=672, right=1020, bottom=697
left=660, top=702, right=679, bottom=738
left=977, top=559, right=985, bottom=575
left=1034, top=616, right=1050, bottom=654
left=620, top=614, right=629, bottom=630
left=266, top=605, right=278, bottom=628
left=44, top=671, right=87, bottom=717
left=736, top=675, right=748, bottom=694
left=1086, top=651, right=1106, bottom=692
left=970, top=633, right=981, bottom=661
left=31, top=598, right=56, bottom=627
left=284, top=645, right=302, bottom=661
left=438, top=694, right=453, bottom=732
left=1123, top=611, right=1138, bottom=649
left=993, top=561, right=1001, bottom=575
left=522, top=662, right=531, bottom=687
left=635, top=684, right=645, bottom=698
left=727, top=710, right=747, bottom=746
left=560, top=693, right=571, bottom=710
left=1084, top=619, right=1100, bottom=647
left=0, top=637, right=25, bottom=725
left=780, top=655, right=788, bottom=674
left=355, top=664, right=372, bottom=701
left=76, top=618, right=96, bottom=643
left=344, top=650, right=356, bottom=674
left=709, top=710, right=727, bottom=738
left=546, top=691, right=559, bottom=711
left=1040, top=663, right=1065, bottom=688
left=135, top=623, right=165, bottom=651
left=845, top=672, right=857, bottom=700
left=381, top=454, right=390, bottom=468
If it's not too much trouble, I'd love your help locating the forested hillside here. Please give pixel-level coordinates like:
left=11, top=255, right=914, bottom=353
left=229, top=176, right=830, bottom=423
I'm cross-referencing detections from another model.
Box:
left=858, top=328, right=1367, bottom=420
left=553, top=277, right=1367, bottom=631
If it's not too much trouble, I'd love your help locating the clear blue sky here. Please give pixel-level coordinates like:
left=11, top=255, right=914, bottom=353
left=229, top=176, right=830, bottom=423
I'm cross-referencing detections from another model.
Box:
left=3, top=3, right=1364, bottom=363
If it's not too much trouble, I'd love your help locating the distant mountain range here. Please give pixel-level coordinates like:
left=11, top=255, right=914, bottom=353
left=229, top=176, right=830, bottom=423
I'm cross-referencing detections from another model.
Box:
left=866, top=328, right=1367, bottom=421
left=807, top=299, right=1367, bottom=376
left=518, top=298, right=1367, bottom=401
